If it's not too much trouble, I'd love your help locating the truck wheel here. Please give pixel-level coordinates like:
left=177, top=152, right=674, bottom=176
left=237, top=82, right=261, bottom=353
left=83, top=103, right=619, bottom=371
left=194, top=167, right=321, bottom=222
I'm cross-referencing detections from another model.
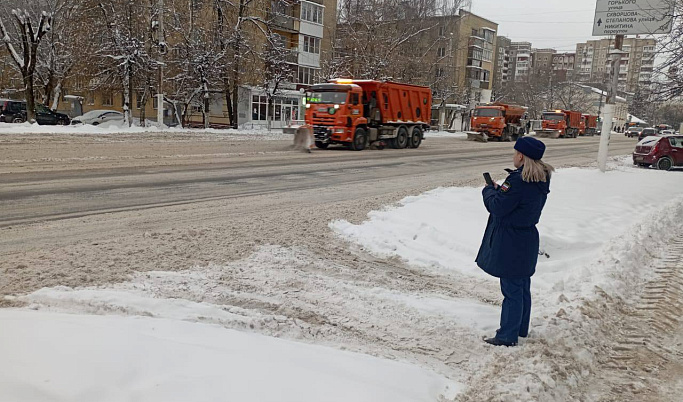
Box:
left=394, top=126, right=409, bottom=149
left=315, top=141, right=329, bottom=149
left=351, top=128, right=367, bottom=151
left=408, top=127, right=422, bottom=148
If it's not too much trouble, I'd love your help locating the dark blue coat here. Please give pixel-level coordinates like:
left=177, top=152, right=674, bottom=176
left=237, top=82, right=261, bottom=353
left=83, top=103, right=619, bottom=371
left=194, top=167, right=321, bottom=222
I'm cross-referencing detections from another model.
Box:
left=475, top=167, right=550, bottom=278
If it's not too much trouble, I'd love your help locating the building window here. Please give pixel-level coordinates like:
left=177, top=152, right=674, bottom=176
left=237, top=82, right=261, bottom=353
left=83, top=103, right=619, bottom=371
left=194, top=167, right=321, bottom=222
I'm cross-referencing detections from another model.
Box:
left=437, top=47, right=445, bottom=57
left=102, top=91, right=113, bottom=106
left=435, top=67, right=444, bottom=78
left=439, top=26, right=445, bottom=36
left=301, top=2, right=323, bottom=24
left=483, top=30, right=494, bottom=43
left=298, top=66, right=319, bottom=85
left=303, top=35, right=320, bottom=54
left=87, top=90, right=95, bottom=105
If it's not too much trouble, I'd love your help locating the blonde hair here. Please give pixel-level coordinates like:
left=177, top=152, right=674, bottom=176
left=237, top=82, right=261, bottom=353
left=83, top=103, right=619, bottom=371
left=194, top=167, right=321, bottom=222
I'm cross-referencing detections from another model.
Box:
left=521, top=155, right=554, bottom=183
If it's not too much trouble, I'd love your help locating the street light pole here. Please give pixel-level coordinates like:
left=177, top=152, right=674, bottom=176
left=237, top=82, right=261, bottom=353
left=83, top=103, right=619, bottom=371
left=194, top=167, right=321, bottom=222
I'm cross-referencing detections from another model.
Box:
left=597, top=35, right=624, bottom=172
left=157, top=0, right=165, bottom=127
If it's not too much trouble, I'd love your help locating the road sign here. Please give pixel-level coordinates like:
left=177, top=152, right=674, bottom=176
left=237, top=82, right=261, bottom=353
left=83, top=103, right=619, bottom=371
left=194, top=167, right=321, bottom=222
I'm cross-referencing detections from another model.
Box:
left=593, top=0, right=674, bottom=36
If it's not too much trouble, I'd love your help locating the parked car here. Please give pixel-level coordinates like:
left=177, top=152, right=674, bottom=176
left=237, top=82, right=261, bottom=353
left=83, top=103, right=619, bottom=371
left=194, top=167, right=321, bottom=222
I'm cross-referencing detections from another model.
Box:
left=637, top=127, right=657, bottom=141
left=0, top=99, right=70, bottom=125
left=625, top=126, right=643, bottom=138
left=633, top=135, right=683, bottom=170
left=71, top=110, right=124, bottom=125
left=0, top=99, right=27, bottom=123
left=35, top=103, right=71, bottom=125
left=661, top=129, right=674, bottom=135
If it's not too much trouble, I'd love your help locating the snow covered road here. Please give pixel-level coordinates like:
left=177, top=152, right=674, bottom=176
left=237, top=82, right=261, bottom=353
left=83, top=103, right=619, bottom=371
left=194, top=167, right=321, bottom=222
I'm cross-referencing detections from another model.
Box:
left=2, top=132, right=682, bottom=401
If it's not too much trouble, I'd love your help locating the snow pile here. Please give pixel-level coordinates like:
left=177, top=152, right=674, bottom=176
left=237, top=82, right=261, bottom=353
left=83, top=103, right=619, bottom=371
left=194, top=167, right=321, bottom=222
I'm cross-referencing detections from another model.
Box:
left=0, top=310, right=459, bottom=402
left=332, top=158, right=683, bottom=400
left=332, top=158, right=683, bottom=296
left=0, top=121, right=293, bottom=140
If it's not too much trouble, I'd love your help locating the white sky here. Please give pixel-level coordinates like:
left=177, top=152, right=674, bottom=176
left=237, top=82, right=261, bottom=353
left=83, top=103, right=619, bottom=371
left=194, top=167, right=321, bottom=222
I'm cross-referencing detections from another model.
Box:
left=470, top=0, right=657, bottom=52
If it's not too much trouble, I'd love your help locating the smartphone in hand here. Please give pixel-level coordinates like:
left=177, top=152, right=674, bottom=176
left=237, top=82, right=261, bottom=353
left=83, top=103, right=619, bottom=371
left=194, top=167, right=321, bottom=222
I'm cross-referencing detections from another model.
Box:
left=483, top=172, right=494, bottom=186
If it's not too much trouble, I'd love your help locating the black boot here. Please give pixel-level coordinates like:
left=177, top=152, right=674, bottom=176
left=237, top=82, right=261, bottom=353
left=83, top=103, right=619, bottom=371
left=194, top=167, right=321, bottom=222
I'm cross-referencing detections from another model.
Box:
left=483, top=337, right=517, bottom=347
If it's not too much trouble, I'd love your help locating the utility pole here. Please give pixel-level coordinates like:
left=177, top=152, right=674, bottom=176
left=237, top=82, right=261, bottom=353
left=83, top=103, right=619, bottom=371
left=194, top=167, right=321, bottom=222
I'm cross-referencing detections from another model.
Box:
left=157, top=0, right=165, bottom=127
left=597, top=35, right=624, bottom=172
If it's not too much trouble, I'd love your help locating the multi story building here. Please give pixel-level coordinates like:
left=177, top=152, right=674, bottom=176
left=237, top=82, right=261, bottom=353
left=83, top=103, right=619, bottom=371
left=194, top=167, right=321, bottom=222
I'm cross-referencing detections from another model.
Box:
left=2, top=0, right=337, bottom=128
left=531, top=48, right=556, bottom=77
left=493, top=35, right=511, bottom=90
left=508, top=42, right=532, bottom=82
left=552, top=52, right=576, bottom=82
left=575, top=37, right=656, bottom=92
left=454, top=10, right=498, bottom=105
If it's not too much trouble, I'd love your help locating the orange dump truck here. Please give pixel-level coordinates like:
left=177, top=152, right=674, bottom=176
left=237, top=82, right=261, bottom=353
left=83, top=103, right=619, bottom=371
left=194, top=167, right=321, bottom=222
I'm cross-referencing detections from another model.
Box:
left=304, top=79, right=432, bottom=151
left=583, top=114, right=598, bottom=136
left=468, top=102, right=527, bottom=142
left=537, top=109, right=582, bottom=138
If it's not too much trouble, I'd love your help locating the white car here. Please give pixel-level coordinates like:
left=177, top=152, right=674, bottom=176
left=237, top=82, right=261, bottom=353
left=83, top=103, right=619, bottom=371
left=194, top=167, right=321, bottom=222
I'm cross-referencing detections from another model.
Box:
left=71, top=110, right=124, bottom=125
left=661, top=129, right=674, bottom=135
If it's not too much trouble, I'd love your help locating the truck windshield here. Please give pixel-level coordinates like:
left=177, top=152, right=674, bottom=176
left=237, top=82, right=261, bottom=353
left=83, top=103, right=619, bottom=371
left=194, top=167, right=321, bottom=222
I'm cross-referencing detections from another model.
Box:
left=306, top=92, right=347, bottom=104
left=473, top=108, right=502, bottom=117
left=543, top=114, right=564, bottom=121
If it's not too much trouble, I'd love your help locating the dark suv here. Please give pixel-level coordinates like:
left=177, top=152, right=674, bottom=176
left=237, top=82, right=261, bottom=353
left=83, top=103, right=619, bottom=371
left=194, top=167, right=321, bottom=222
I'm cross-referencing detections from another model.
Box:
left=0, top=99, right=26, bottom=123
left=0, top=99, right=70, bottom=125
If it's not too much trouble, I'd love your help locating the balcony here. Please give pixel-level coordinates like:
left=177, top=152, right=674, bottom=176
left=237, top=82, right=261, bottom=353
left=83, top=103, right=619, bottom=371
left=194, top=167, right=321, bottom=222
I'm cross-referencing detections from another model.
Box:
left=269, top=9, right=296, bottom=32
left=285, top=48, right=298, bottom=64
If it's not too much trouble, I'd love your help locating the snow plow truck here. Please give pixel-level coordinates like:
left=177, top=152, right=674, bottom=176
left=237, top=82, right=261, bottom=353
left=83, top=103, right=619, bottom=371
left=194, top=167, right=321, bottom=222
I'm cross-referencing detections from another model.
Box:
left=582, top=114, right=598, bottom=136
left=536, top=109, right=582, bottom=138
left=466, top=102, right=527, bottom=142
left=304, top=79, right=432, bottom=151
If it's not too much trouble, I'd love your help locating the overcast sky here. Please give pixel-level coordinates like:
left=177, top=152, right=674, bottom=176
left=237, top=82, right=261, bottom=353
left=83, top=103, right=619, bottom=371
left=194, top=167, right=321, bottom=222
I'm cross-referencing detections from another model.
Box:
left=470, top=0, right=642, bottom=51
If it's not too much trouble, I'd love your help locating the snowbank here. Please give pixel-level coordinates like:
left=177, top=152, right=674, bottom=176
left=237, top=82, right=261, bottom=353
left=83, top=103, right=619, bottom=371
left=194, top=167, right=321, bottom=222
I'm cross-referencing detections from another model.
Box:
left=0, top=122, right=292, bottom=140
left=332, top=157, right=683, bottom=399
left=0, top=309, right=459, bottom=402
left=332, top=158, right=683, bottom=297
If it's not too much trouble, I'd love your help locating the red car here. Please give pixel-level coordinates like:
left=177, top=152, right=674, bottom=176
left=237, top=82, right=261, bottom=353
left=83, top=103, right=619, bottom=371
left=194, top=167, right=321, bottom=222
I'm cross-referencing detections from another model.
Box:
left=633, top=135, right=683, bottom=170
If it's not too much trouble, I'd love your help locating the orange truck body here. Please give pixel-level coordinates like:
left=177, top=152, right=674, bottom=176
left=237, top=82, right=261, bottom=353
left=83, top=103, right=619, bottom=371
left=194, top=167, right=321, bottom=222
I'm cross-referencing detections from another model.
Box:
left=582, top=114, right=598, bottom=135
left=540, top=109, right=582, bottom=138
left=305, top=79, right=432, bottom=150
left=470, top=102, right=526, bottom=141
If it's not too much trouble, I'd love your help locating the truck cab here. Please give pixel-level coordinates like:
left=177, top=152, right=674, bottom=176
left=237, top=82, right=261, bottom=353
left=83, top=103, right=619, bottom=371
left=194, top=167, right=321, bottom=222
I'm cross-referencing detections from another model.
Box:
left=471, top=106, right=505, bottom=138
left=304, top=83, right=367, bottom=149
left=541, top=111, right=567, bottom=135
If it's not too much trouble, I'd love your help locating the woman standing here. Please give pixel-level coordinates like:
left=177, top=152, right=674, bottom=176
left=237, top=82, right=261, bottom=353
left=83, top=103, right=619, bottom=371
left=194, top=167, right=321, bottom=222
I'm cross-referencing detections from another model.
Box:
left=476, top=137, right=554, bottom=347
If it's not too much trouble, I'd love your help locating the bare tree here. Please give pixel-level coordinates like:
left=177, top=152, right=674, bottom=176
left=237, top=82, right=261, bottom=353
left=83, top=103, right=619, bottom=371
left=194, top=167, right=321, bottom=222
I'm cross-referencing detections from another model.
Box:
left=34, top=0, right=85, bottom=110
left=652, top=1, right=683, bottom=99
left=0, top=5, right=53, bottom=122
left=90, top=0, right=151, bottom=126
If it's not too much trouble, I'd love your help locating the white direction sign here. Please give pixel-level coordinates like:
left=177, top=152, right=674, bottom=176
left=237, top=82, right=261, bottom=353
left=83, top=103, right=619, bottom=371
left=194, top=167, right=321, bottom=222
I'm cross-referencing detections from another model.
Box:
left=593, top=0, right=673, bottom=36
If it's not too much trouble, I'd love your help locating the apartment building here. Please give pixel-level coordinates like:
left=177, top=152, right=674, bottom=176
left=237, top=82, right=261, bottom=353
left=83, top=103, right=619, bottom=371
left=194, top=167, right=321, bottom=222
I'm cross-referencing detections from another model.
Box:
left=531, top=48, right=556, bottom=77
left=508, top=42, right=532, bottom=82
left=552, top=52, right=576, bottom=82
left=575, top=37, right=656, bottom=92
left=453, top=10, right=498, bottom=105
left=493, top=35, right=511, bottom=90
left=1, top=0, right=337, bottom=128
